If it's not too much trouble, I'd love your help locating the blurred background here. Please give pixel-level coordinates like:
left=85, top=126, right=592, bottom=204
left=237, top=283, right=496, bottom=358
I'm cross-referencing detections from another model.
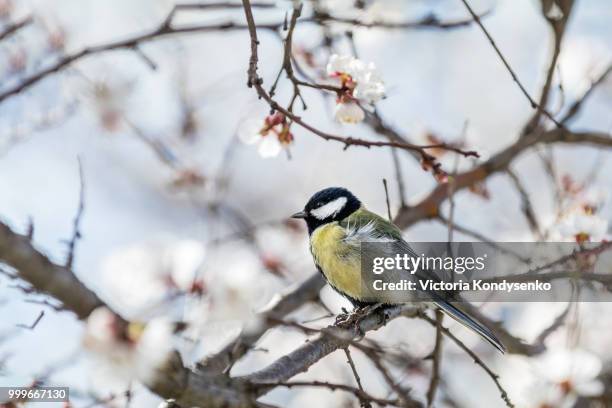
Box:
left=0, top=0, right=611, bottom=406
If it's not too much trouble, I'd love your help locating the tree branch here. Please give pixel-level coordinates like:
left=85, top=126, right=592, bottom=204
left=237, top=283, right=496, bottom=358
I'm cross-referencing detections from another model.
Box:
left=459, top=0, right=561, bottom=128
left=0, top=220, right=269, bottom=408
left=243, top=305, right=421, bottom=386
left=394, top=129, right=612, bottom=228
left=0, top=15, right=32, bottom=42
left=241, top=0, right=478, bottom=180
left=522, top=0, right=574, bottom=134
left=0, top=221, right=103, bottom=319
left=200, top=273, right=325, bottom=372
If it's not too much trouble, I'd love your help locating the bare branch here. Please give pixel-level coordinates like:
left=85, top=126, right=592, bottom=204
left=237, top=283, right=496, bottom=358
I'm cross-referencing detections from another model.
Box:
left=0, top=221, right=279, bottom=408
left=0, top=15, right=32, bottom=41
left=65, top=158, right=85, bottom=269
left=16, top=310, right=45, bottom=330
left=436, top=215, right=531, bottom=264
left=561, top=64, right=612, bottom=124
left=425, top=311, right=444, bottom=408
left=310, top=9, right=492, bottom=30
left=200, top=273, right=325, bottom=371
left=0, top=18, right=279, bottom=104
left=459, top=0, right=562, bottom=128
left=506, top=169, right=542, bottom=239
left=0, top=221, right=103, bottom=319
left=420, top=314, right=515, bottom=408
left=522, top=1, right=574, bottom=134
left=382, top=178, right=392, bottom=222
left=390, top=147, right=407, bottom=208
left=394, top=129, right=612, bottom=229
left=343, top=347, right=370, bottom=408
left=243, top=304, right=421, bottom=385
left=253, top=380, right=401, bottom=407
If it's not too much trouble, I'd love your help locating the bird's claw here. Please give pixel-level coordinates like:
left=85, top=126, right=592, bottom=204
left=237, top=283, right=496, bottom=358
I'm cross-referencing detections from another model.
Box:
left=334, top=304, right=384, bottom=333
left=334, top=312, right=351, bottom=325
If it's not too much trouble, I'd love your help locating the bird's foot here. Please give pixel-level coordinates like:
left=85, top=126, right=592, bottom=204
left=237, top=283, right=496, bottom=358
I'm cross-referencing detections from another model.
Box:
left=334, top=307, right=351, bottom=325
left=334, top=304, right=384, bottom=334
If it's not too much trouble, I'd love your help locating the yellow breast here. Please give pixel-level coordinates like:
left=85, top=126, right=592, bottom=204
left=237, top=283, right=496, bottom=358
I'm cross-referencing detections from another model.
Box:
left=310, top=222, right=363, bottom=300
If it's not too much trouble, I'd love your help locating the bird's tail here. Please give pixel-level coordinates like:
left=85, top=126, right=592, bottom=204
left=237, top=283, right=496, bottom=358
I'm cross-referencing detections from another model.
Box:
left=433, top=299, right=506, bottom=353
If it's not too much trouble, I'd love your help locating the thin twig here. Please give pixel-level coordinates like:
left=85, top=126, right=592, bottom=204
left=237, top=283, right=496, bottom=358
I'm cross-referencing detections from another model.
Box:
left=459, top=0, right=562, bottom=128
left=356, top=343, right=419, bottom=407
left=242, top=0, right=478, bottom=177
left=522, top=1, right=573, bottom=134
left=390, top=147, right=407, bottom=208
left=343, top=347, right=371, bottom=408
left=561, top=64, right=612, bottom=124
left=394, top=128, right=612, bottom=229
left=16, top=310, right=45, bottom=330
left=0, top=15, right=33, bottom=42
left=255, top=380, right=401, bottom=407
left=436, top=215, right=531, bottom=264
left=425, top=310, right=444, bottom=407
left=65, top=158, right=85, bottom=269
left=382, top=179, right=392, bottom=222
left=420, top=314, right=515, bottom=408
left=0, top=18, right=279, bottom=104
left=506, top=168, right=542, bottom=239
left=311, top=9, right=492, bottom=30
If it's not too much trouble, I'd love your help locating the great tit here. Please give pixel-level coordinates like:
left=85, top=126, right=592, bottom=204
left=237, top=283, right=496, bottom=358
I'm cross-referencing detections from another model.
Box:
left=291, top=187, right=505, bottom=353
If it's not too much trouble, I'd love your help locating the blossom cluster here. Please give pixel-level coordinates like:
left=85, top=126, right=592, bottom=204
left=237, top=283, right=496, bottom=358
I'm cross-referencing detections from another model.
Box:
left=239, top=113, right=294, bottom=158
left=326, top=54, right=385, bottom=124
left=527, top=348, right=603, bottom=408
left=0, top=1, right=67, bottom=79
left=557, top=179, right=609, bottom=243
left=83, top=307, right=175, bottom=385
left=239, top=55, right=385, bottom=157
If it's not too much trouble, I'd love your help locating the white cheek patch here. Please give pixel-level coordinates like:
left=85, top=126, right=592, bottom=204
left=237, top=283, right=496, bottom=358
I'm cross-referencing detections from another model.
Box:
left=311, top=197, right=348, bottom=220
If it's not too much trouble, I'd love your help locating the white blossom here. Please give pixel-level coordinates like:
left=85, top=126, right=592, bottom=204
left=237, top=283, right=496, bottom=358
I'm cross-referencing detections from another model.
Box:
left=534, top=349, right=604, bottom=398
left=257, top=133, right=284, bottom=158
left=362, top=0, right=406, bottom=24
left=352, top=64, right=386, bottom=103
left=238, top=115, right=292, bottom=158
left=326, top=54, right=356, bottom=76
left=579, top=187, right=609, bottom=211
left=558, top=37, right=611, bottom=97
left=101, top=240, right=206, bottom=315
left=524, top=381, right=568, bottom=408
left=558, top=212, right=608, bottom=242
left=80, top=75, right=135, bottom=132
left=164, top=240, right=208, bottom=290
left=238, top=118, right=265, bottom=145
left=83, top=307, right=175, bottom=384
left=83, top=307, right=122, bottom=355
left=327, top=54, right=386, bottom=106
left=135, top=317, right=176, bottom=382
left=333, top=101, right=365, bottom=124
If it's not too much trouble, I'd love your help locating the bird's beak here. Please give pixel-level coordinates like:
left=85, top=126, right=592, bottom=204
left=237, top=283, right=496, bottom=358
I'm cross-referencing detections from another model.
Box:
left=291, top=210, right=307, bottom=219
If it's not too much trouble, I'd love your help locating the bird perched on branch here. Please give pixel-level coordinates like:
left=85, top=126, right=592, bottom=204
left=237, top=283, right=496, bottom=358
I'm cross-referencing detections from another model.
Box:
left=291, top=186, right=505, bottom=353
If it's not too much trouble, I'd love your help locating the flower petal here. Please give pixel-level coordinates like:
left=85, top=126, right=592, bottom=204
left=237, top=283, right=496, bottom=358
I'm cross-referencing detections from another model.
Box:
left=334, top=101, right=365, bottom=124
left=326, top=54, right=354, bottom=75
left=258, top=135, right=283, bottom=157
left=238, top=118, right=264, bottom=145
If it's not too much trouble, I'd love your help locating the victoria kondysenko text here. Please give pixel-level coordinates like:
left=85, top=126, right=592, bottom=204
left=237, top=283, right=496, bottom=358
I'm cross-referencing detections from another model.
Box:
left=372, top=279, right=553, bottom=292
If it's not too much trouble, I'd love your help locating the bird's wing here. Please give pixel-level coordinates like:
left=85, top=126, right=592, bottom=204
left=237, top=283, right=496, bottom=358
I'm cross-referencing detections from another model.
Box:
left=339, top=207, right=403, bottom=240
left=339, top=209, right=505, bottom=352
left=338, top=208, right=424, bottom=303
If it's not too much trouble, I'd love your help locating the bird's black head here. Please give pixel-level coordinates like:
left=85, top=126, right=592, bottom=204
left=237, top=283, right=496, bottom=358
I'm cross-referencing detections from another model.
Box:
left=291, top=187, right=361, bottom=234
